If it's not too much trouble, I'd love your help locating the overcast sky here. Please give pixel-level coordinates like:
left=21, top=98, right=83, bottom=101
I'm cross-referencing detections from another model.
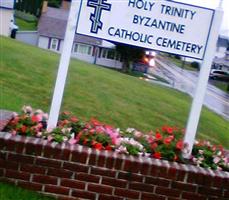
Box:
left=174, top=0, right=229, bottom=36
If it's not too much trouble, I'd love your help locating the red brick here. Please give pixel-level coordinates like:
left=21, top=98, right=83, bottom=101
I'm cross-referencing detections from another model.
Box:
left=43, top=144, right=58, bottom=158
left=71, top=150, right=88, bottom=164
left=18, top=181, right=42, bottom=191
left=5, top=170, right=30, bottom=181
left=88, top=183, right=113, bottom=194
left=61, top=148, right=71, bottom=161
left=99, top=194, right=122, bottom=200
left=32, top=140, right=43, bottom=156
left=90, top=167, right=115, bottom=177
left=223, top=177, right=229, bottom=190
left=124, top=160, right=141, bottom=173
left=105, top=156, right=115, bottom=169
left=57, top=197, right=76, bottom=200
left=114, top=188, right=139, bottom=199
left=182, top=192, right=207, bottom=200
left=0, top=152, right=7, bottom=160
left=129, top=182, right=154, bottom=193
left=140, top=162, right=150, bottom=175
left=33, top=174, right=57, bottom=185
left=198, top=186, right=223, bottom=197
left=61, top=179, right=85, bottom=190
left=102, top=177, right=127, bottom=188
left=88, top=152, right=97, bottom=165
left=24, top=140, right=37, bottom=155
left=171, top=181, right=197, bottom=192
left=114, top=157, right=123, bottom=170
left=20, top=164, right=46, bottom=174
left=167, top=168, right=177, bottom=179
left=118, top=172, right=143, bottom=182
left=155, top=186, right=180, bottom=198
left=224, top=190, right=229, bottom=198
left=45, top=185, right=70, bottom=195
left=150, top=165, right=159, bottom=176
left=47, top=168, right=73, bottom=178
left=63, top=162, right=88, bottom=173
left=212, top=176, right=223, bottom=188
left=145, top=177, right=170, bottom=187
left=36, top=158, right=61, bottom=168
left=0, top=160, right=19, bottom=170
left=141, top=192, right=166, bottom=200
left=157, top=166, right=169, bottom=179
left=176, top=169, right=186, bottom=181
left=0, top=168, right=4, bottom=176
left=72, top=189, right=96, bottom=199
left=97, top=154, right=106, bottom=167
left=77, top=172, right=100, bottom=183
left=5, top=138, right=16, bottom=151
left=187, top=172, right=204, bottom=185
left=15, top=140, right=25, bottom=154
left=0, top=138, right=6, bottom=149
left=8, top=153, right=34, bottom=164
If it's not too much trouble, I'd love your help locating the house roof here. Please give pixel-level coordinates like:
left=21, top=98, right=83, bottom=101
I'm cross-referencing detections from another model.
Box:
left=38, top=7, right=102, bottom=46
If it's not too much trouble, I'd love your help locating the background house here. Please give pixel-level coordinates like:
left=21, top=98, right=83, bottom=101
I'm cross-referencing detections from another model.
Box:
left=0, top=0, right=14, bottom=36
left=37, top=3, right=123, bottom=69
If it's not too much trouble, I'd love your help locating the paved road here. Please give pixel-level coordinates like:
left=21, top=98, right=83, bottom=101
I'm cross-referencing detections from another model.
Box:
left=149, top=56, right=229, bottom=120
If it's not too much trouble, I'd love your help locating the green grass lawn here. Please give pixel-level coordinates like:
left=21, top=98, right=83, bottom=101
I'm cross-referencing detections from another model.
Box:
left=0, top=36, right=228, bottom=148
left=15, top=18, right=37, bottom=31
left=164, top=54, right=199, bottom=71
left=0, top=183, right=54, bottom=200
left=211, top=80, right=229, bottom=93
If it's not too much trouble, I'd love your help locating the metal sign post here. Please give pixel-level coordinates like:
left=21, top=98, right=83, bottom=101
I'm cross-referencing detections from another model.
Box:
left=47, top=0, right=79, bottom=129
left=183, top=4, right=223, bottom=158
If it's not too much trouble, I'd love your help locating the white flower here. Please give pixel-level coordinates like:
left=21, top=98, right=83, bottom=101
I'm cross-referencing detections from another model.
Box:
left=126, top=128, right=135, bottom=133
left=35, top=109, right=43, bottom=114
left=217, top=151, right=222, bottom=156
left=198, top=150, right=204, bottom=155
left=213, top=157, right=221, bottom=164
left=22, top=105, right=32, bottom=113
left=12, top=112, right=18, bottom=117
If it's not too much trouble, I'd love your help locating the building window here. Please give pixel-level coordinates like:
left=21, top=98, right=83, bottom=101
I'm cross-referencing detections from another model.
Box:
left=50, top=38, right=58, bottom=51
left=107, top=49, right=115, bottom=60
left=73, top=43, right=92, bottom=55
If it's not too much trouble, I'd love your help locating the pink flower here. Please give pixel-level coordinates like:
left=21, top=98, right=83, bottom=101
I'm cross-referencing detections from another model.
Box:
left=48, top=135, right=53, bottom=142
left=36, top=132, right=43, bottom=137
left=11, top=130, right=17, bottom=136
left=213, top=157, right=221, bottom=164
left=134, top=131, right=143, bottom=138
left=68, top=138, right=77, bottom=145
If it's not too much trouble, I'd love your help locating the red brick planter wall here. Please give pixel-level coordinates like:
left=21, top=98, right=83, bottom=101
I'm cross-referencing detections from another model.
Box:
left=0, top=132, right=228, bottom=200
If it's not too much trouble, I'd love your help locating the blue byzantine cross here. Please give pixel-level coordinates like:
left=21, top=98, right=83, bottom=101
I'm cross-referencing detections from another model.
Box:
left=87, top=0, right=111, bottom=33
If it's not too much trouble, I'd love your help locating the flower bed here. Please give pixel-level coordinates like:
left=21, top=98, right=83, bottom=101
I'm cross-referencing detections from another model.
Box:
left=3, top=106, right=229, bottom=172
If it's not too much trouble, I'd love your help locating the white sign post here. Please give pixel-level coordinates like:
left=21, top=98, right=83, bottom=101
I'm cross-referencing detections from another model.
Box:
left=183, top=5, right=223, bottom=158
left=47, top=0, right=79, bottom=129
left=48, top=0, right=223, bottom=158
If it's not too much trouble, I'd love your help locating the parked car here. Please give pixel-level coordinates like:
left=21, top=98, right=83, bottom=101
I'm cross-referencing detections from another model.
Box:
left=209, top=69, right=229, bottom=81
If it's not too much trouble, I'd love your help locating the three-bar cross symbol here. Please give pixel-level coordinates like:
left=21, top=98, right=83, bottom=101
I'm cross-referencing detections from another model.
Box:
left=87, top=0, right=111, bottom=33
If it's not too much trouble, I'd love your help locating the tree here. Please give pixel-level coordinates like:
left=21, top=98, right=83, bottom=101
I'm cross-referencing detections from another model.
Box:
left=115, top=43, right=145, bottom=72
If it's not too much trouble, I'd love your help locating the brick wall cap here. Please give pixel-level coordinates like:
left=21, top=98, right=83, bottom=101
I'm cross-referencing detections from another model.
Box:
left=1, top=132, right=229, bottom=178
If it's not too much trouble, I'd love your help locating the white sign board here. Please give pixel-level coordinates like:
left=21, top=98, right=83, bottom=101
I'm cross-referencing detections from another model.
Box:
left=0, top=0, right=14, bottom=9
left=76, top=0, right=214, bottom=60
